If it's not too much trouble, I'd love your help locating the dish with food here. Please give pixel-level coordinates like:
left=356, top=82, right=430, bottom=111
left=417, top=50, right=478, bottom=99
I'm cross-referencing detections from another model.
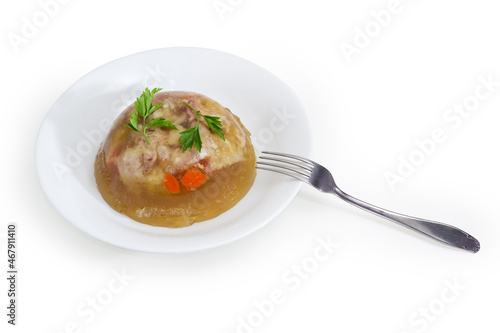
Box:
left=95, top=89, right=256, bottom=228
left=35, top=47, right=312, bottom=252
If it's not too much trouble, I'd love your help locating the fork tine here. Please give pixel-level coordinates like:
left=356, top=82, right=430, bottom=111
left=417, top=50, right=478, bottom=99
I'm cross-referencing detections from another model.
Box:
left=256, top=163, right=310, bottom=183
left=258, top=156, right=314, bottom=173
left=256, top=151, right=315, bottom=183
left=261, top=151, right=315, bottom=168
left=256, top=161, right=311, bottom=179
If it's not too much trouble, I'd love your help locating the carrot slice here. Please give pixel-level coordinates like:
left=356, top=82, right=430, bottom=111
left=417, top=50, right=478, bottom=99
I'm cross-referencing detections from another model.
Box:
left=180, top=169, right=207, bottom=188
left=164, top=173, right=180, bottom=193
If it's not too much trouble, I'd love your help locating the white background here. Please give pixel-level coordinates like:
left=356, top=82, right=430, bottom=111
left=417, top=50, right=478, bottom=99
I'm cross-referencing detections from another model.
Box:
left=1, top=0, right=500, bottom=332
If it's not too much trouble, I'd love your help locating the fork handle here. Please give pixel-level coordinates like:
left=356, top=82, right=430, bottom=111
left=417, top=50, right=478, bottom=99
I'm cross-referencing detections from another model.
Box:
left=332, top=188, right=480, bottom=253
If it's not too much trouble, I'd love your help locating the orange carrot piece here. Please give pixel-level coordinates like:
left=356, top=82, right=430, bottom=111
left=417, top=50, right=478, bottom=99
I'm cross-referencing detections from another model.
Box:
left=164, top=173, right=180, bottom=193
left=180, top=169, right=207, bottom=188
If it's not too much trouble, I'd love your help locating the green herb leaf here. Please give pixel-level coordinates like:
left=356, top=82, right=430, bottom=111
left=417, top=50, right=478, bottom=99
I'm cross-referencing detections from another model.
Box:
left=179, top=101, right=225, bottom=152
left=145, top=103, right=163, bottom=118
left=179, top=126, right=202, bottom=152
left=125, top=123, right=139, bottom=132
left=147, top=117, right=177, bottom=129
left=201, top=114, right=225, bottom=141
left=128, top=112, right=139, bottom=131
left=134, top=93, right=146, bottom=118
left=126, top=87, right=175, bottom=145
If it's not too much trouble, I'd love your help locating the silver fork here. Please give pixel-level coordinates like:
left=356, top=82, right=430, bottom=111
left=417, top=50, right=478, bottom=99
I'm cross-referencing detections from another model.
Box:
left=257, top=151, right=480, bottom=253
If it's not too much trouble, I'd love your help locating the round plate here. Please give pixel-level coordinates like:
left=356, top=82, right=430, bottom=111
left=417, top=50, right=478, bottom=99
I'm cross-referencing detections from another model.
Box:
left=35, top=47, right=313, bottom=253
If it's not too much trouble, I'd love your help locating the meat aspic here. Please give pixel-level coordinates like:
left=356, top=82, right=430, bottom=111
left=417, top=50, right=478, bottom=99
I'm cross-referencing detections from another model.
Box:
left=94, top=90, right=256, bottom=228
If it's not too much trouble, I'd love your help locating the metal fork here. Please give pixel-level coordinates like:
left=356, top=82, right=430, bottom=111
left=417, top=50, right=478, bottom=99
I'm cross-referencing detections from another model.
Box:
left=257, top=151, right=480, bottom=253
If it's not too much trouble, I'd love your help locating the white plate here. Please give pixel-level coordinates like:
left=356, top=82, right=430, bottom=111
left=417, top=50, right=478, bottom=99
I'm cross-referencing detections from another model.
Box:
left=35, top=47, right=313, bottom=253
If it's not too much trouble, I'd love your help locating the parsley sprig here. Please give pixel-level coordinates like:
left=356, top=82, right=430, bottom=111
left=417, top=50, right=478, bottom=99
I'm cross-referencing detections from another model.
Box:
left=125, top=88, right=177, bottom=145
left=124, top=88, right=225, bottom=151
left=179, top=101, right=225, bottom=152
